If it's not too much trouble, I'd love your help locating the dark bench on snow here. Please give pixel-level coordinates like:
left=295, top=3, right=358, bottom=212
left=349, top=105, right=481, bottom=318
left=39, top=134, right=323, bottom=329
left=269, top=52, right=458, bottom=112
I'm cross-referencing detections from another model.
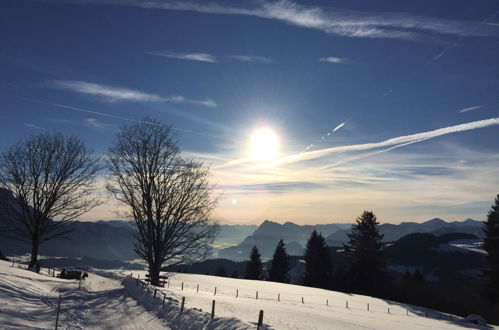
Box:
left=145, top=273, right=168, bottom=287
left=57, top=268, right=88, bottom=280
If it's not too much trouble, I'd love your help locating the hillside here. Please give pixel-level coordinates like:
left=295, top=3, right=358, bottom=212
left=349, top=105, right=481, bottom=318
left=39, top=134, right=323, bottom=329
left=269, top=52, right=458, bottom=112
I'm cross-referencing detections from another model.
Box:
left=122, top=269, right=495, bottom=329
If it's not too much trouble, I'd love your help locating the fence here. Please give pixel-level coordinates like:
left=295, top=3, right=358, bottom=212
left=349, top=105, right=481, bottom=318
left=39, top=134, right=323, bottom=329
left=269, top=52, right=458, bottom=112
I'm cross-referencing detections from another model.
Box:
left=130, top=272, right=464, bottom=328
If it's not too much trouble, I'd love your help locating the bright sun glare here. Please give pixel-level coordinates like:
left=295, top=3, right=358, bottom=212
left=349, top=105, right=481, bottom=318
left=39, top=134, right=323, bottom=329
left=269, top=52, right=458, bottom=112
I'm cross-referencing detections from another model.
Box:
left=250, top=128, right=279, bottom=160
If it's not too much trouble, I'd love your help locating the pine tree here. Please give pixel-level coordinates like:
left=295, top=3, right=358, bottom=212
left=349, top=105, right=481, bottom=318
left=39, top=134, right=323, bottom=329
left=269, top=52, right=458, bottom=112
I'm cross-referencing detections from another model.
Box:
left=230, top=269, right=239, bottom=278
left=344, top=211, right=388, bottom=295
left=245, top=246, right=263, bottom=280
left=268, top=239, right=290, bottom=283
left=215, top=264, right=227, bottom=277
left=484, top=195, right=499, bottom=302
left=302, top=230, right=332, bottom=289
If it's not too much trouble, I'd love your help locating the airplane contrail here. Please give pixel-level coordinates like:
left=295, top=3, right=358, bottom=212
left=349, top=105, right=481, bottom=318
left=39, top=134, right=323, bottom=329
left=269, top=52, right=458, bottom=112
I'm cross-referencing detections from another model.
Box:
left=271, top=117, right=499, bottom=166
left=333, top=122, right=345, bottom=132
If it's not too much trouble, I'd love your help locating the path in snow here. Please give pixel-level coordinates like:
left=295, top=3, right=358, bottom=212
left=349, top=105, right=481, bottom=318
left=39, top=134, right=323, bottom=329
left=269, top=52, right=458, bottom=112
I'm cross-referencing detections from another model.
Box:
left=0, top=260, right=170, bottom=329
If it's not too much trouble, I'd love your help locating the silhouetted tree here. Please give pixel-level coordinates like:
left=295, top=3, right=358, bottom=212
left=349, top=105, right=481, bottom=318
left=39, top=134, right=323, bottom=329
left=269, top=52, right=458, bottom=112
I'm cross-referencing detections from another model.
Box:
left=484, top=195, right=499, bottom=302
left=107, top=118, right=218, bottom=286
left=302, top=230, right=332, bottom=288
left=0, top=133, right=100, bottom=268
left=268, top=239, right=290, bottom=283
left=215, top=264, right=227, bottom=277
left=245, top=246, right=263, bottom=280
left=230, top=269, right=239, bottom=278
left=344, top=211, right=389, bottom=295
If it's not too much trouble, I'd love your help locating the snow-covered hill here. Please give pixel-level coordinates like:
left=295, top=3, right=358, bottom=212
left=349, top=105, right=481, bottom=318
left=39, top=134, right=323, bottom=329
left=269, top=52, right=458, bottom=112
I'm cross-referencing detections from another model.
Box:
left=121, top=270, right=495, bottom=330
left=1, top=259, right=495, bottom=329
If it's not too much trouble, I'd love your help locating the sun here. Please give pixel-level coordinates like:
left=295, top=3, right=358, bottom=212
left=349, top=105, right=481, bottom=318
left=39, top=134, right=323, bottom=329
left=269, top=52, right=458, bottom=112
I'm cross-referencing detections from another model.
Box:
left=250, top=128, right=279, bottom=160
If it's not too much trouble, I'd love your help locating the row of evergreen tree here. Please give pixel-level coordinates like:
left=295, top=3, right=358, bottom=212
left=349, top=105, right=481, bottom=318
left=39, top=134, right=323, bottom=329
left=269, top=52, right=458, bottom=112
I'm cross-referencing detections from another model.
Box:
left=234, top=196, right=499, bottom=312
left=240, top=210, right=389, bottom=296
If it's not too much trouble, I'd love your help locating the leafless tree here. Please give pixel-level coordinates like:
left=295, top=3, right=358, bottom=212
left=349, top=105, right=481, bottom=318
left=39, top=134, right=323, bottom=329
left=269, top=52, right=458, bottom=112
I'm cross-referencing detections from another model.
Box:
left=0, top=133, right=101, bottom=268
left=106, top=118, right=218, bottom=286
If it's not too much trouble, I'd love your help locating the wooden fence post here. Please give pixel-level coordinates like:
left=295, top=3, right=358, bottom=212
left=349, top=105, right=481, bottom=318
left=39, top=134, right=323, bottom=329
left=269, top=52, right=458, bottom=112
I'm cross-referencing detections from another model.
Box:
left=55, top=295, right=62, bottom=330
left=197, top=284, right=199, bottom=293
left=211, top=300, right=215, bottom=319
left=256, top=291, right=258, bottom=300
left=236, top=289, right=238, bottom=298
left=346, top=301, right=348, bottom=309
left=388, top=307, right=390, bottom=314
left=257, top=310, right=264, bottom=329
left=214, top=287, right=217, bottom=296
left=167, top=280, right=170, bottom=289
left=180, top=297, right=185, bottom=313
left=154, top=289, right=158, bottom=298
left=181, top=282, right=184, bottom=291
left=301, top=297, right=304, bottom=304
left=407, top=309, right=409, bottom=316
left=278, top=293, right=280, bottom=302
left=326, top=299, right=328, bottom=306
left=367, top=303, right=369, bottom=311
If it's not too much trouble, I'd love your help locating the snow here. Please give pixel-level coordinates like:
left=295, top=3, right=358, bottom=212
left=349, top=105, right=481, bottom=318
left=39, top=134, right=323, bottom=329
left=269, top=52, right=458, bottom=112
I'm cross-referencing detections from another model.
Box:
left=1, top=259, right=497, bottom=330
left=0, top=260, right=169, bottom=329
left=120, top=270, right=497, bottom=330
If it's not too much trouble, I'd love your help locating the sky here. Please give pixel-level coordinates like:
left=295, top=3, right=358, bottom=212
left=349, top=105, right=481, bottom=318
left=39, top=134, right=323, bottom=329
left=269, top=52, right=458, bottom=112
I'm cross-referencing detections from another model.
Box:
left=1, top=0, right=499, bottom=225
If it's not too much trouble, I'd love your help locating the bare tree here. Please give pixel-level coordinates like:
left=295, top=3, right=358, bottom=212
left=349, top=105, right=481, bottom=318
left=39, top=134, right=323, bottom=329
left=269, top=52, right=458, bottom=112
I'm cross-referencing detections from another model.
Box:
left=0, top=133, right=101, bottom=268
left=107, top=118, right=218, bottom=286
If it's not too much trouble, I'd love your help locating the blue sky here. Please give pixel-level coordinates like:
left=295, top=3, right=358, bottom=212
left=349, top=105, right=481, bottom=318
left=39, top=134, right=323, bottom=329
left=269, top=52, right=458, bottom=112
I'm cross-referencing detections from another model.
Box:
left=1, top=0, right=499, bottom=224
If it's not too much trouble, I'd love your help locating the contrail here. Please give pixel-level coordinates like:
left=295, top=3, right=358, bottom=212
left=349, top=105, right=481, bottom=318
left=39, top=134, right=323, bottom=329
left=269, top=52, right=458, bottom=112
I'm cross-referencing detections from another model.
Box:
left=15, top=97, right=217, bottom=138
left=426, top=11, right=499, bottom=66
left=271, top=117, right=499, bottom=166
left=333, top=122, right=345, bottom=132
left=459, top=105, right=483, bottom=113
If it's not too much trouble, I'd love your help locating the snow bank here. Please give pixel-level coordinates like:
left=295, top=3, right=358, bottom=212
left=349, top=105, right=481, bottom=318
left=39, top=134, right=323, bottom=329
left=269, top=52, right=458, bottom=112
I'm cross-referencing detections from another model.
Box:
left=123, top=276, right=254, bottom=330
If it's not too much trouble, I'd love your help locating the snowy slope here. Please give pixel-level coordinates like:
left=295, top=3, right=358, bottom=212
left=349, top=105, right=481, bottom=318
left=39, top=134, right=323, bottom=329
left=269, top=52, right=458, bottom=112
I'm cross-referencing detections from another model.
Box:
left=0, top=260, right=170, bottom=329
left=1, top=259, right=496, bottom=330
left=121, top=270, right=496, bottom=330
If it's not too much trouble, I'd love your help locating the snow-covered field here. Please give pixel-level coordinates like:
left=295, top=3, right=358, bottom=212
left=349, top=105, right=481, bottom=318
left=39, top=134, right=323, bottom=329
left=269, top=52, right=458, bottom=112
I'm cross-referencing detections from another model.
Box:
left=120, top=270, right=495, bottom=330
left=1, top=259, right=496, bottom=329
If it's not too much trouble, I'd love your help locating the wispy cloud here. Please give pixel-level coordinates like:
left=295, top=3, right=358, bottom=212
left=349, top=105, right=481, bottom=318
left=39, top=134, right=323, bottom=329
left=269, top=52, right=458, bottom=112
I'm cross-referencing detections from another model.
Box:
left=228, top=55, right=273, bottom=63
left=147, top=51, right=217, bottom=63
left=24, top=123, right=42, bottom=129
left=44, top=80, right=216, bottom=107
left=65, top=0, right=499, bottom=41
left=319, top=57, right=347, bottom=64
left=458, top=105, right=483, bottom=113
left=84, top=118, right=115, bottom=130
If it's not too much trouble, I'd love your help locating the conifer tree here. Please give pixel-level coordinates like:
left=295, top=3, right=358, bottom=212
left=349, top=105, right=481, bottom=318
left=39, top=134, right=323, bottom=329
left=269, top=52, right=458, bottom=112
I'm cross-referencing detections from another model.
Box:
left=268, top=239, right=290, bottom=283
left=302, top=230, right=332, bottom=288
left=344, top=211, right=388, bottom=295
left=245, top=246, right=263, bottom=280
left=230, top=269, right=239, bottom=278
left=484, top=195, right=499, bottom=302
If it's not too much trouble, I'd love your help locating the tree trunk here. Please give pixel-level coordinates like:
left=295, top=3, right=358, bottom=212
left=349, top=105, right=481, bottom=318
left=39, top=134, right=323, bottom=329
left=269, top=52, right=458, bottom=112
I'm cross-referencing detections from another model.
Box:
left=29, top=241, right=39, bottom=269
left=149, top=263, right=161, bottom=286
